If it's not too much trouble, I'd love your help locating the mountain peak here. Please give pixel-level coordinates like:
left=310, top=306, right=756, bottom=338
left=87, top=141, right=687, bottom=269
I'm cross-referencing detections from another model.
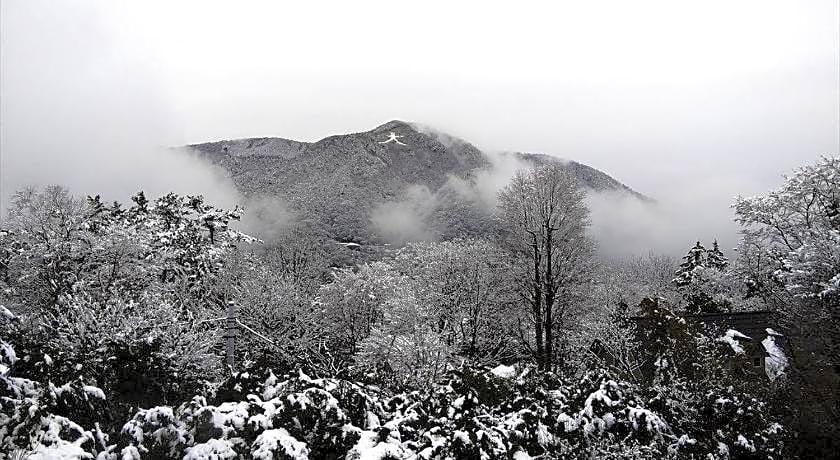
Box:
left=187, top=123, right=652, bottom=250
left=371, top=119, right=414, bottom=133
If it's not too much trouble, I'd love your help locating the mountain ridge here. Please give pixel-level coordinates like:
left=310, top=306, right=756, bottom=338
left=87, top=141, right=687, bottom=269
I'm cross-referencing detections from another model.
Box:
left=188, top=120, right=652, bottom=247
left=190, top=120, right=650, bottom=194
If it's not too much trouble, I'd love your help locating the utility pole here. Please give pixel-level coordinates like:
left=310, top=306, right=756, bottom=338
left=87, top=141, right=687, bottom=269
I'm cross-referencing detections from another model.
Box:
left=225, top=300, right=237, bottom=371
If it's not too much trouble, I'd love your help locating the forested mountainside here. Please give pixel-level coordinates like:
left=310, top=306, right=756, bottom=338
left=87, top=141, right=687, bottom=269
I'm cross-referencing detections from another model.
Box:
left=189, top=120, right=650, bottom=247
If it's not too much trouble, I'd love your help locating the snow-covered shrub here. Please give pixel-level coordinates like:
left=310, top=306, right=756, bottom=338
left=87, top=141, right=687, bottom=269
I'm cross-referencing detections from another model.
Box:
left=0, top=189, right=253, bottom=437
left=555, top=369, right=668, bottom=445
left=0, top=189, right=253, bottom=318
left=118, top=405, right=186, bottom=458
left=112, top=372, right=360, bottom=459
left=2, top=346, right=787, bottom=459
left=251, top=428, right=309, bottom=460
left=0, top=337, right=109, bottom=459
left=3, top=292, right=220, bottom=432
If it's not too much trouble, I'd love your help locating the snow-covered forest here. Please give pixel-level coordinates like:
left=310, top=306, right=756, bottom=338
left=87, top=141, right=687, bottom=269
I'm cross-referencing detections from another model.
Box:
left=1, top=157, right=837, bottom=459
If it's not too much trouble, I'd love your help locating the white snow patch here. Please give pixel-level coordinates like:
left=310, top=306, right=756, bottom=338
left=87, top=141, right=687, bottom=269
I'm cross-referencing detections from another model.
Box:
left=83, top=385, right=106, bottom=400
left=365, top=411, right=381, bottom=429
left=120, top=445, right=142, bottom=460
left=512, top=450, right=532, bottom=460
left=490, top=364, right=516, bottom=379
left=346, top=429, right=409, bottom=460
left=535, top=421, right=555, bottom=447
left=142, top=406, right=175, bottom=424
left=627, top=407, right=668, bottom=435
left=718, top=329, right=750, bottom=354
left=27, top=444, right=93, bottom=460
left=735, top=434, right=756, bottom=452
left=183, top=439, right=237, bottom=459
left=251, top=428, right=309, bottom=460
left=0, top=304, right=15, bottom=319
left=26, top=415, right=94, bottom=460
left=453, top=430, right=470, bottom=445
left=762, top=335, right=788, bottom=381
left=211, top=401, right=250, bottom=433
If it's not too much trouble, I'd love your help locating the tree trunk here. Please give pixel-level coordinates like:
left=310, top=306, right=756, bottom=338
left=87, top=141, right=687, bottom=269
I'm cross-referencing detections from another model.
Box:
left=543, top=226, right=554, bottom=372
left=532, top=236, right=544, bottom=370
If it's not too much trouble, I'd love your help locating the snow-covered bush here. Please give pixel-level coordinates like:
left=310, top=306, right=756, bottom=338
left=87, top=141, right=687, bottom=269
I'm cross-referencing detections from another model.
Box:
left=1, top=330, right=787, bottom=460
left=114, top=370, right=376, bottom=459
left=4, top=292, right=221, bottom=430
left=0, top=188, right=256, bottom=417
left=0, top=335, right=109, bottom=459
left=0, top=189, right=253, bottom=317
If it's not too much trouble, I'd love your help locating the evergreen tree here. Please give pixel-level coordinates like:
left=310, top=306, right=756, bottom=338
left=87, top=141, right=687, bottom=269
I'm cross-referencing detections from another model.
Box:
left=672, top=241, right=707, bottom=286
left=707, top=240, right=728, bottom=270
left=673, top=241, right=734, bottom=314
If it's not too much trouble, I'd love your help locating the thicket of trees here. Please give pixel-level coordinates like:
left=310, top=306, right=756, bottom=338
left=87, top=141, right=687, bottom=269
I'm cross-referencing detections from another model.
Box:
left=732, top=156, right=840, bottom=452
left=1, top=157, right=837, bottom=459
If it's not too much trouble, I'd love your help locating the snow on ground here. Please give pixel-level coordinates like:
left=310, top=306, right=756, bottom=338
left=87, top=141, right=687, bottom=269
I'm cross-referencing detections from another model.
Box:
left=27, top=444, right=93, bottom=460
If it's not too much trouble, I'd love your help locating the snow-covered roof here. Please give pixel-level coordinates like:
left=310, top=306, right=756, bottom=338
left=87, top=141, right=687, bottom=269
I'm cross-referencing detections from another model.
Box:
left=718, top=329, right=751, bottom=354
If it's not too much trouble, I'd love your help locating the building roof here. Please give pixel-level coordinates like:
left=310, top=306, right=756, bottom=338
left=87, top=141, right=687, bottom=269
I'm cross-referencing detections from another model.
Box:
left=630, top=310, right=782, bottom=357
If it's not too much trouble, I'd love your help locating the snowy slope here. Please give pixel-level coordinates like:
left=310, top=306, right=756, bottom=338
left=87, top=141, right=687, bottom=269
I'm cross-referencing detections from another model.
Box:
left=189, top=120, right=651, bottom=244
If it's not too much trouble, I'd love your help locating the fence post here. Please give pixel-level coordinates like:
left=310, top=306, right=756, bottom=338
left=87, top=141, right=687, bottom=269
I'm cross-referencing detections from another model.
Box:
left=225, top=300, right=237, bottom=371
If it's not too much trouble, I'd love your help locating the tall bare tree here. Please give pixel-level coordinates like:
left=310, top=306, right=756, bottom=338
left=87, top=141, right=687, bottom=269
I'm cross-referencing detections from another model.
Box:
left=498, top=164, right=594, bottom=370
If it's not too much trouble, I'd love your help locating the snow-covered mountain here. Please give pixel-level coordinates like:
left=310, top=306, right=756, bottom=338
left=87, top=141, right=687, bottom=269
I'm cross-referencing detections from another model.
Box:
left=189, top=120, right=650, bottom=245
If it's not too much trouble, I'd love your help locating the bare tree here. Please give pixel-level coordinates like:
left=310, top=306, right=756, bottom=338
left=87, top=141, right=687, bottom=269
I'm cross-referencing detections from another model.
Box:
left=497, top=164, right=594, bottom=370
left=393, top=239, right=520, bottom=365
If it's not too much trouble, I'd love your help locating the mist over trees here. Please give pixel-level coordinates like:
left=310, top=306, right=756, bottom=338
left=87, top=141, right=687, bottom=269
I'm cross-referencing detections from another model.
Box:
left=1, top=158, right=838, bottom=459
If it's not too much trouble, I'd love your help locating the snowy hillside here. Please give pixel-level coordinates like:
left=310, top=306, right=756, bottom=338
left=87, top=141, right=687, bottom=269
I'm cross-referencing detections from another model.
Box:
left=188, top=120, right=651, bottom=247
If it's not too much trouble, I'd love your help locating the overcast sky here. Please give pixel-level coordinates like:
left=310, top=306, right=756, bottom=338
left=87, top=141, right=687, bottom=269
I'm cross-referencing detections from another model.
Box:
left=1, top=0, right=838, bottom=254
